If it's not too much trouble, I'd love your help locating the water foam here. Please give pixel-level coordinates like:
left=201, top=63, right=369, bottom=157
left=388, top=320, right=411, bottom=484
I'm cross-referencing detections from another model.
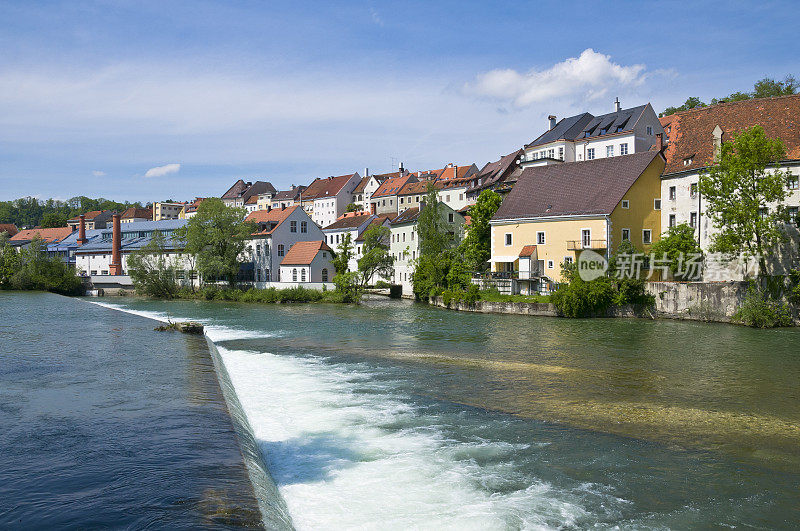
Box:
left=218, top=345, right=591, bottom=530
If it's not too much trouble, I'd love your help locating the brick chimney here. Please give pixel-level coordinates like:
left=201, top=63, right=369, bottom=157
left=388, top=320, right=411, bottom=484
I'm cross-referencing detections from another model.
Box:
left=109, top=213, right=122, bottom=275
left=656, top=133, right=664, bottom=152
left=77, top=214, right=87, bottom=245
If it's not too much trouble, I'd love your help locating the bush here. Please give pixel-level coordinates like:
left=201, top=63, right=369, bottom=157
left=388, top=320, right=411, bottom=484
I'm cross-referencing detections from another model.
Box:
left=734, top=283, right=793, bottom=328
left=552, top=276, right=616, bottom=318
left=375, top=280, right=391, bottom=289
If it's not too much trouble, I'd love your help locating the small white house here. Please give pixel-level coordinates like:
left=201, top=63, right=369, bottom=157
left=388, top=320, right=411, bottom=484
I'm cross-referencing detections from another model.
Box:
left=279, top=240, right=335, bottom=284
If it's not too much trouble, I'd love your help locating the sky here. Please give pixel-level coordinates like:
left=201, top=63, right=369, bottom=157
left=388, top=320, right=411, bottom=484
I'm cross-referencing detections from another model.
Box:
left=0, top=0, right=797, bottom=203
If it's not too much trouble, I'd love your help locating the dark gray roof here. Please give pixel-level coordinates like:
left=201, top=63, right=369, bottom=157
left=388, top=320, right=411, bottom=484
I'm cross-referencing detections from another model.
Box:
left=526, top=105, right=648, bottom=148
left=390, top=207, right=421, bottom=225
left=76, top=220, right=188, bottom=253
left=493, top=151, right=663, bottom=221
left=469, top=149, right=524, bottom=193
left=273, top=186, right=305, bottom=201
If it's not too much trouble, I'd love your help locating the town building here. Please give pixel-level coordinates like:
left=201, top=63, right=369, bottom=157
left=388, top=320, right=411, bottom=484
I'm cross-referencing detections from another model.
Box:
left=270, top=186, right=305, bottom=210
left=67, top=210, right=115, bottom=230
left=244, top=205, right=326, bottom=284
left=221, top=180, right=277, bottom=208
left=0, top=224, right=18, bottom=237
left=301, top=173, right=362, bottom=228
left=9, top=227, right=73, bottom=250
left=389, top=203, right=464, bottom=296
left=181, top=198, right=205, bottom=219
left=244, top=195, right=260, bottom=213
left=120, top=207, right=153, bottom=223
left=370, top=173, right=417, bottom=215
left=467, top=150, right=524, bottom=200
left=152, top=202, right=185, bottom=221
left=659, top=95, right=800, bottom=276
left=278, top=240, right=335, bottom=285
left=352, top=170, right=389, bottom=212
left=322, top=211, right=393, bottom=275
left=520, top=99, right=664, bottom=168
left=490, top=150, right=665, bottom=289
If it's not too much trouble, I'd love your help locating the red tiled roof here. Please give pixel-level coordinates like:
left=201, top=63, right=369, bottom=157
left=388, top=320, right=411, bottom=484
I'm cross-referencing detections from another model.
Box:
left=121, top=207, right=152, bottom=219
left=10, top=227, right=73, bottom=243
left=322, top=212, right=373, bottom=230
left=245, top=195, right=258, bottom=205
left=519, top=245, right=537, bottom=257
left=280, top=240, right=332, bottom=265
left=222, top=179, right=250, bottom=199
left=68, top=210, right=105, bottom=221
left=302, top=174, right=358, bottom=200
left=0, top=223, right=18, bottom=236
left=246, top=206, right=300, bottom=235
left=352, top=176, right=371, bottom=194
left=660, top=94, right=800, bottom=175
left=372, top=174, right=417, bottom=199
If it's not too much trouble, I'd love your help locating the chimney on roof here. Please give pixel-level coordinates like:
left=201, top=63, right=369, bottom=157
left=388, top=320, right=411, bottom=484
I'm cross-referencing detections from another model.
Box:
left=364, top=167, right=369, bottom=177
left=77, top=214, right=87, bottom=244
left=614, top=97, right=621, bottom=113
left=548, top=115, right=557, bottom=130
left=656, top=133, right=664, bottom=153
left=399, top=162, right=405, bottom=175
left=109, top=214, right=122, bottom=275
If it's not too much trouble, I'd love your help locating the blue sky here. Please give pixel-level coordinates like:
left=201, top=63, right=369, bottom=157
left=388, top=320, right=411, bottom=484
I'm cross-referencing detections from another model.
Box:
left=0, top=0, right=797, bottom=202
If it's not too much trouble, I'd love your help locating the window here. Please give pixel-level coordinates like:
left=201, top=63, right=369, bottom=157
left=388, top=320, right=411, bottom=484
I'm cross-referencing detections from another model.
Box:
left=265, top=269, right=270, bottom=281
left=654, top=199, right=662, bottom=210
left=448, top=213, right=454, bottom=223
left=256, top=269, right=261, bottom=282
left=690, top=183, right=698, bottom=198
left=547, top=260, right=554, bottom=269
left=642, top=229, right=652, bottom=244
left=101, top=270, right=108, bottom=275
left=669, top=214, right=676, bottom=228
left=606, top=145, right=614, bottom=157
left=587, top=148, right=595, bottom=160
left=290, top=268, right=297, bottom=281
left=400, top=197, right=404, bottom=204
left=788, top=176, right=799, bottom=190
left=669, top=186, right=676, bottom=200
left=278, top=244, right=284, bottom=256
left=402, top=233, right=405, bottom=242
left=321, top=268, right=328, bottom=282
left=505, top=233, right=512, bottom=246
left=690, top=212, right=697, bottom=228
left=646, top=126, right=653, bottom=135
left=620, top=143, right=628, bottom=155
left=459, top=193, right=464, bottom=201
left=301, top=269, right=306, bottom=282
left=581, top=229, right=591, bottom=247
left=290, top=221, right=297, bottom=232
left=537, top=231, right=545, bottom=245
left=621, top=228, right=630, bottom=241
left=176, top=269, right=185, bottom=280
left=759, top=207, right=769, bottom=219
left=558, top=147, right=564, bottom=160
left=683, top=157, right=693, bottom=166
left=548, top=149, right=554, bottom=158
left=336, top=234, right=340, bottom=244
left=301, top=221, right=307, bottom=233
left=445, top=195, right=450, bottom=202
left=621, top=200, right=630, bottom=209
left=564, top=256, right=574, bottom=265
left=90, top=270, right=97, bottom=276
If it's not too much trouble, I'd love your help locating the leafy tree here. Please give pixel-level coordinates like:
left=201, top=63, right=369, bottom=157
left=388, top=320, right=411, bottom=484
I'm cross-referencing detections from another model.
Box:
left=176, top=198, right=254, bottom=287
left=459, top=189, right=502, bottom=271
left=331, top=232, right=361, bottom=302
left=752, top=75, right=797, bottom=99
left=357, top=224, right=394, bottom=288
left=699, top=125, right=792, bottom=275
left=0, top=234, right=21, bottom=287
left=3, top=237, right=82, bottom=295
left=649, top=223, right=703, bottom=279
left=126, top=231, right=179, bottom=298
left=660, top=96, right=706, bottom=117
left=40, top=212, right=68, bottom=228
left=345, top=203, right=362, bottom=212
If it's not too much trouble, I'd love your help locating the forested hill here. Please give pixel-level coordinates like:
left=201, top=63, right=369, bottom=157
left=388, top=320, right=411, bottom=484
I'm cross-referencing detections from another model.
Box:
left=660, top=75, right=797, bottom=117
left=0, top=196, right=144, bottom=229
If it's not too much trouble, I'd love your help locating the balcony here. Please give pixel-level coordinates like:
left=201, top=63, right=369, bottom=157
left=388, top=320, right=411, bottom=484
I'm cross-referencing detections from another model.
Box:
left=567, top=239, right=607, bottom=251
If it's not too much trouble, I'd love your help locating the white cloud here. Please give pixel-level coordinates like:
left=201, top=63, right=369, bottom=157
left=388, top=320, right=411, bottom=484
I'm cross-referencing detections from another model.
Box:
left=92, top=170, right=106, bottom=176
left=144, top=163, right=180, bottom=178
left=466, top=49, right=647, bottom=107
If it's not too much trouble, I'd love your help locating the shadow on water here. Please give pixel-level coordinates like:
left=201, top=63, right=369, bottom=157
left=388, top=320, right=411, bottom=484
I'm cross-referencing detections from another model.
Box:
left=260, top=433, right=365, bottom=485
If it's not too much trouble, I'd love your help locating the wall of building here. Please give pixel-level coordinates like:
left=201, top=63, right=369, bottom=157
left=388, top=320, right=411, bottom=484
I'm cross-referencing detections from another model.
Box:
left=608, top=155, right=664, bottom=253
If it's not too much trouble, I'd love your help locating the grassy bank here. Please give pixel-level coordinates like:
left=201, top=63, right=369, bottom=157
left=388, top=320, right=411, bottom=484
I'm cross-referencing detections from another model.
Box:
left=150, top=285, right=350, bottom=304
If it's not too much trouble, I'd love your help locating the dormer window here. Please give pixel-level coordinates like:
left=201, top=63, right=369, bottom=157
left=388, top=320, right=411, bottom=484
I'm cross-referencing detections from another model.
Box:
left=683, top=157, right=694, bottom=166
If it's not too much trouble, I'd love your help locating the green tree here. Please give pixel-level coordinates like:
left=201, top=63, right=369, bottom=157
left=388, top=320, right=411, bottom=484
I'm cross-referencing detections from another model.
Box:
left=357, top=224, right=394, bottom=288
left=345, top=203, right=362, bottom=212
left=649, top=223, right=703, bottom=279
left=458, top=189, right=502, bottom=271
left=0, top=234, right=21, bottom=287
left=660, top=96, right=706, bottom=117
left=752, top=75, right=797, bottom=99
left=176, top=198, right=254, bottom=287
left=331, top=232, right=361, bottom=302
left=6, top=237, right=82, bottom=295
left=699, top=126, right=792, bottom=275
left=40, top=212, right=68, bottom=228
left=126, top=231, right=179, bottom=298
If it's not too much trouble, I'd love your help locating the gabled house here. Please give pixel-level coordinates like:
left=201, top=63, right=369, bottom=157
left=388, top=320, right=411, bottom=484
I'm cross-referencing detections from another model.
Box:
left=182, top=198, right=205, bottom=219
left=467, top=149, right=524, bottom=200
left=244, top=195, right=260, bottom=213
left=270, top=186, right=305, bottom=210
left=9, top=227, right=73, bottom=250
left=67, top=210, right=115, bottom=230
left=490, top=150, right=665, bottom=287
left=521, top=99, right=664, bottom=168
left=120, top=207, right=153, bottom=223
left=301, top=173, right=362, bottom=228
left=322, top=211, right=393, bottom=275
left=221, top=179, right=277, bottom=208
left=370, top=173, right=418, bottom=215
left=244, top=205, right=326, bottom=284
left=659, top=94, right=800, bottom=273
left=389, top=203, right=464, bottom=296
left=279, top=240, right=335, bottom=285
left=352, top=171, right=388, bottom=212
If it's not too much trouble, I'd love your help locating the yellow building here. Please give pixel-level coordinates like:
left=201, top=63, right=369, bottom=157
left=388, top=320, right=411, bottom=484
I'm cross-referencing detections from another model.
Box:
left=489, top=150, right=665, bottom=287
left=152, top=201, right=186, bottom=221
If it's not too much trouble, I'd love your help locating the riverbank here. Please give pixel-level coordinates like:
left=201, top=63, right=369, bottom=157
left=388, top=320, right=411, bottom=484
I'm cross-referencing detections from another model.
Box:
left=0, top=292, right=269, bottom=528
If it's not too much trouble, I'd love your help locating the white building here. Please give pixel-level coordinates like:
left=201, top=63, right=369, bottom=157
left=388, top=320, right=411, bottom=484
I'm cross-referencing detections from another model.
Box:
left=322, top=211, right=393, bottom=276
left=520, top=99, right=664, bottom=168
left=301, top=173, right=362, bottom=228
left=278, top=240, right=335, bottom=284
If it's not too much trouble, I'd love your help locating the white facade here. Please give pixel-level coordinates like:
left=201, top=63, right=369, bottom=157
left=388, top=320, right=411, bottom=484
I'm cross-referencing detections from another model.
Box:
left=278, top=247, right=334, bottom=284
left=310, top=173, right=362, bottom=228
left=76, top=249, right=197, bottom=285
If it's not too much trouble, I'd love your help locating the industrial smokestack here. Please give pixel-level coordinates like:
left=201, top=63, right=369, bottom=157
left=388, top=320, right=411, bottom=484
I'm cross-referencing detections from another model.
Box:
left=548, top=115, right=557, bottom=130
left=77, top=214, right=87, bottom=245
left=109, top=214, right=122, bottom=275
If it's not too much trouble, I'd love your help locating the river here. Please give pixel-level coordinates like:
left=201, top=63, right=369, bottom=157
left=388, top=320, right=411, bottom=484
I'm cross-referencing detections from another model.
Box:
left=4, top=293, right=800, bottom=528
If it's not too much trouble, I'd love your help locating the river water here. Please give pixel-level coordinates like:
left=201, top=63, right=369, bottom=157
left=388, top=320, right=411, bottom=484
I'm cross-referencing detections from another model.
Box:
left=81, top=295, right=800, bottom=529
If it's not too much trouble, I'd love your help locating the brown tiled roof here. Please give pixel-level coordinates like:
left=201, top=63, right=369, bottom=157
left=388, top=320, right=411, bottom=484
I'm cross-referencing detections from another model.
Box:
left=222, top=179, right=249, bottom=199
left=437, top=164, right=476, bottom=180
left=10, top=227, right=73, bottom=243
left=302, top=174, right=358, bottom=200
left=0, top=223, right=18, bottom=236
left=245, top=206, right=299, bottom=235
left=469, top=150, right=524, bottom=193
left=322, top=212, right=374, bottom=231
left=372, top=174, right=417, bottom=198
left=281, top=240, right=332, bottom=266
left=660, top=94, right=800, bottom=175
left=352, top=176, right=371, bottom=194
left=493, top=151, right=663, bottom=221
left=68, top=210, right=105, bottom=221
left=245, top=195, right=258, bottom=205
left=390, top=207, right=421, bottom=225
left=519, top=245, right=537, bottom=257
left=121, top=207, right=152, bottom=219
left=273, top=187, right=305, bottom=201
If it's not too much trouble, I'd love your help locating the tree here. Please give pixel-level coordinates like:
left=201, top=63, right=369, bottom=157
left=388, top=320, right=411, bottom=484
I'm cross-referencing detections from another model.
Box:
left=699, top=125, right=792, bottom=275
left=126, top=231, right=179, bottom=298
left=458, top=189, right=502, bottom=271
left=345, top=203, right=362, bottom=213
left=752, top=75, right=797, bottom=99
left=357, top=224, right=394, bottom=288
left=176, top=198, right=254, bottom=287
left=649, top=223, right=703, bottom=279
left=40, top=212, right=68, bottom=228
left=4, top=236, right=82, bottom=295
left=331, top=232, right=361, bottom=302
left=660, top=96, right=706, bottom=117
left=0, top=233, right=20, bottom=287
